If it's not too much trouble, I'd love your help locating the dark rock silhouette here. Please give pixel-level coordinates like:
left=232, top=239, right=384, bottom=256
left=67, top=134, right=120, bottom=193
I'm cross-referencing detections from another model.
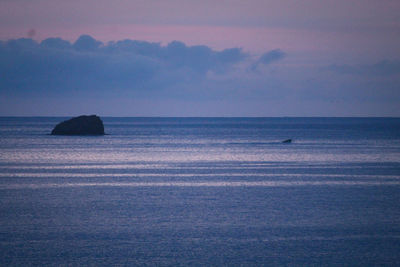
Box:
left=51, top=115, right=104, bottom=135
left=282, top=139, right=292, bottom=143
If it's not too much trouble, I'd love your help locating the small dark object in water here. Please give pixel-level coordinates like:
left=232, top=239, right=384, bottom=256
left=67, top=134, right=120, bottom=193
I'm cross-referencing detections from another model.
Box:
left=282, top=139, right=292, bottom=143
left=51, top=115, right=104, bottom=135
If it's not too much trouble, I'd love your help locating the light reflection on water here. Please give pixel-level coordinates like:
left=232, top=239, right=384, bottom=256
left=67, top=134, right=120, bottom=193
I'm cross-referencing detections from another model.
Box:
left=2, top=147, right=399, bottom=164
left=3, top=180, right=400, bottom=189
left=1, top=117, right=400, bottom=266
left=1, top=172, right=399, bottom=179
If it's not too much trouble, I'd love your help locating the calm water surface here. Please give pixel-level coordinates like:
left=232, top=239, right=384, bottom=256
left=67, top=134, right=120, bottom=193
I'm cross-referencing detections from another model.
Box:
left=1, top=117, right=400, bottom=266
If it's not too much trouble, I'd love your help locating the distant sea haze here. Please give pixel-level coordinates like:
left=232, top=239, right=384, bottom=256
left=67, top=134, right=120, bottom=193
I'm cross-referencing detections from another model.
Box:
left=1, top=117, right=400, bottom=265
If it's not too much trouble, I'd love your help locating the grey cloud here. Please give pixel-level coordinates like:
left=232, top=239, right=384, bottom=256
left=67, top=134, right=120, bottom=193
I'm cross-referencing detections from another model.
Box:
left=0, top=35, right=250, bottom=95
left=251, top=49, right=286, bottom=70
left=258, top=49, right=286, bottom=64
left=3, top=37, right=38, bottom=49
left=41, top=38, right=72, bottom=49
left=73, top=35, right=102, bottom=51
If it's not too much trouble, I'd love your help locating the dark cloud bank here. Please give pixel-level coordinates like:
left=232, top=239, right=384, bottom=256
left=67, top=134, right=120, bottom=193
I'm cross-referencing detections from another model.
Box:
left=0, top=35, right=286, bottom=96
left=4, top=35, right=398, bottom=116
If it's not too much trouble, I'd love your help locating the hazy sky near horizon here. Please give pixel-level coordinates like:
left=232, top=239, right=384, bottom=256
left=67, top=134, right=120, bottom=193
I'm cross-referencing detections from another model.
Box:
left=1, top=0, right=400, bottom=116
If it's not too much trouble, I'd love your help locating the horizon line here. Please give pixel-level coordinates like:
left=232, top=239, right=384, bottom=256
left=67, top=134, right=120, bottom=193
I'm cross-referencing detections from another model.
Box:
left=0, top=115, right=399, bottom=119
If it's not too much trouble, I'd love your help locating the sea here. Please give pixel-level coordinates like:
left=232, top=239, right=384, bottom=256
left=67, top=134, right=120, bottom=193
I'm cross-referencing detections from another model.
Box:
left=1, top=117, right=400, bottom=266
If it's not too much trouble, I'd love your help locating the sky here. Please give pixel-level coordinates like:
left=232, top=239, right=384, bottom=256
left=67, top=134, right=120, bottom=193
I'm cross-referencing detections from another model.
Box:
left=0, top=0, right=399, bottom=116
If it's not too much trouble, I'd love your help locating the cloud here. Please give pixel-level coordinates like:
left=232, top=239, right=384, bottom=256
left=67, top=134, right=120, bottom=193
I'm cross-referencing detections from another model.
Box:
left=251, top=49, right=286, bottom=70
left=258, top=49, right=286, bottom=64
left=325, top=60, right=400, bottom=76
left=1, top=35, right=400, bottom=116
left=73, top=35, right=102, bottom=51
left=0, top=35, right=249, bottom=96
left=41, top=37, right=72, bottom=49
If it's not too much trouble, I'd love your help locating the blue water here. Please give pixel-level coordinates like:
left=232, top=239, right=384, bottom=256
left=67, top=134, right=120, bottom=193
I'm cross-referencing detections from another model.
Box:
left=1, top=117, right=400, bottom=266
